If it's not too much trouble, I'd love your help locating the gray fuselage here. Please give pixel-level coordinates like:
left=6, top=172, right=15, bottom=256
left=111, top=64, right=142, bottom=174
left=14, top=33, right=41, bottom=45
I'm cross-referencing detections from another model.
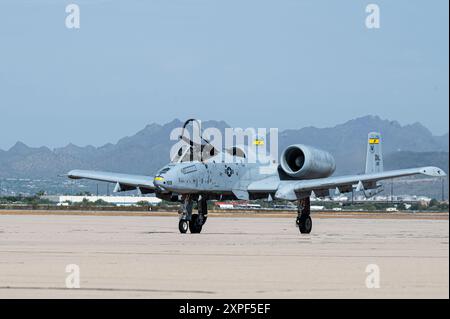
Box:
left=153, top=161, right=277, bottom=199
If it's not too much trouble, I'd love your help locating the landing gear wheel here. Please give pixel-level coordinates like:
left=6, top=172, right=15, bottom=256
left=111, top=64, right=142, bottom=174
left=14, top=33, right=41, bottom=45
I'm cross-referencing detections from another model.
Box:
left=189, top=214, right=203, bottom=233
left=179, top=219, right=188, bottom=233
left=298, top=215, right=312, bottom=234
left=198, top=196, right=208, bottom=226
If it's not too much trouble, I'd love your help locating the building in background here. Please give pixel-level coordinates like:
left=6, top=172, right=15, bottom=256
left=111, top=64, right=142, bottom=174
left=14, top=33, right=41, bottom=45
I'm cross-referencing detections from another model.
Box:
left=214, top=201, right=262, bottom=210
left=43, top=195, right=161, bottom=207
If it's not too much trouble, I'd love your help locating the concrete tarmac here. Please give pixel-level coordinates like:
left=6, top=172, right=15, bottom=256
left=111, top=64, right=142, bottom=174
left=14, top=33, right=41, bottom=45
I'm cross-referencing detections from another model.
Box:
left=0, top=214, right=448, bottom=298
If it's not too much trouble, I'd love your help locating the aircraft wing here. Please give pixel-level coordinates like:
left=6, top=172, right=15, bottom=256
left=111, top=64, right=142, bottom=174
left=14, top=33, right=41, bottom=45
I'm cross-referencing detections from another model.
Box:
left=248, top=166, right=446, bottom=200
left=67, top=170, right=155, bottom=194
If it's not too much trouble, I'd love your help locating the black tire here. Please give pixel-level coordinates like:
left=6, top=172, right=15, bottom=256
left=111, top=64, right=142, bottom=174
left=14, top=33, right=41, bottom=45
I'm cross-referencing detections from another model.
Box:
left=298, top=215, right=312, bottom=234
left=189, top=214, right=203, bottom=233
left=179, top=219, right=188, bottom=233
left=198, top=198, right=208, bottom=226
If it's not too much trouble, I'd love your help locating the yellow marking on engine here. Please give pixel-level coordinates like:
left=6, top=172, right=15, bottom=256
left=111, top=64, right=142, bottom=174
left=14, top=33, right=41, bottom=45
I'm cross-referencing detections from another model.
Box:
left=154, top=176, right=165, bottom=181
left=369, top=138, right=380, bottom=144
left=253, top=139, right=264, bottom=146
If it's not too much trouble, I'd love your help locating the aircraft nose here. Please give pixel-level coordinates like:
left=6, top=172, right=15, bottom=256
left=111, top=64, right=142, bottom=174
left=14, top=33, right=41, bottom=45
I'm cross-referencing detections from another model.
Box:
left=153, top=176, right=166, bottom=189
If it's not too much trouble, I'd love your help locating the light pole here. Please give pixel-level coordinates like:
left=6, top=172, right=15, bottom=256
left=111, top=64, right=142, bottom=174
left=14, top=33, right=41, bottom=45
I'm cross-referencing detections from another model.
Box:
left=391, top=179, right=394, bottom=203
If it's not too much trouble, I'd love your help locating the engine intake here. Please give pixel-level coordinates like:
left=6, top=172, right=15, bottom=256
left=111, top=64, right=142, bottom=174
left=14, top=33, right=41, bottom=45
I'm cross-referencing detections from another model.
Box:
left=280, top=144, right=336, bottom=179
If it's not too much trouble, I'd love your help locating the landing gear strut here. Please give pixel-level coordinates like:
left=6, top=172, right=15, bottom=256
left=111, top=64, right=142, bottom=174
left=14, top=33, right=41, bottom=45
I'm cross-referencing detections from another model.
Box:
left=178, top=195, right=193, bottom=233
left=296, top=197, right=312, bottom=234
left=178, top=195, right=208, bottom=234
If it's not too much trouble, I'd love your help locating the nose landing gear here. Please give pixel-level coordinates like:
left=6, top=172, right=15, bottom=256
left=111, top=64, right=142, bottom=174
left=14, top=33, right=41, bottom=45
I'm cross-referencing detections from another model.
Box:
left=188, top=214, right=202, bottom=233
left=179, top=219, right=189, bottom=233
left=178, top=195, right=208, bottom=234
left=178, top=195, right=193, bottom=233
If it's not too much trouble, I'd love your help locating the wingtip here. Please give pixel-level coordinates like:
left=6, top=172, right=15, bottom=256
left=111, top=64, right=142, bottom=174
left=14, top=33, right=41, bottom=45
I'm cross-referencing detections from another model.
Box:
left=67, top=169, right=82, bottom=179
left=421, top=167, right=447, bottom=177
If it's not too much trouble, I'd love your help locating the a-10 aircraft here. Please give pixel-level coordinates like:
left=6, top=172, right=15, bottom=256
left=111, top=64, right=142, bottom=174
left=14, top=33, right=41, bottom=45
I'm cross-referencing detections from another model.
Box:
left=67, top=119, right=446, bottom=235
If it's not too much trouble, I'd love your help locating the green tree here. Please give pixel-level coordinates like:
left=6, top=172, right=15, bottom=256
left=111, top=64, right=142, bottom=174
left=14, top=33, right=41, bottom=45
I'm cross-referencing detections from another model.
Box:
left=36, top=190, right=46, bottom=197
left=94, top=199, right=112, bottom=206
left=428, top=198, right=439, bottom=208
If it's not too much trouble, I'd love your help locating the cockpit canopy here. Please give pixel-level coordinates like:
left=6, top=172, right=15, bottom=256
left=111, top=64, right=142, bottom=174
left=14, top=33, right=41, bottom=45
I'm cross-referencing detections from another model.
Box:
left=157, top=165, right=175, bottom=175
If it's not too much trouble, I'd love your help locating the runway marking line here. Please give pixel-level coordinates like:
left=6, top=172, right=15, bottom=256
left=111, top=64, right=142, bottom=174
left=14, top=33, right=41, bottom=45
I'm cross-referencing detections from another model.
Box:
left=0, top=286, right=215, bottom=294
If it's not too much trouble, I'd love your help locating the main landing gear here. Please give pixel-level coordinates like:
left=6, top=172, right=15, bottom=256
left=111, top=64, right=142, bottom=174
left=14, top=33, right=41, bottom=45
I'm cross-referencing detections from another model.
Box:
left=178, top=195, right=208, bottom=234
left=296, top=197, right=312, bottom=234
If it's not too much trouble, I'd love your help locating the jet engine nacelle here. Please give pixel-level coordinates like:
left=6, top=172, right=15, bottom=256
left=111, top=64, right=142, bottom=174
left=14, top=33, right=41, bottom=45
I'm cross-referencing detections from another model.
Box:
left=280, top=144, right=336, bottom=179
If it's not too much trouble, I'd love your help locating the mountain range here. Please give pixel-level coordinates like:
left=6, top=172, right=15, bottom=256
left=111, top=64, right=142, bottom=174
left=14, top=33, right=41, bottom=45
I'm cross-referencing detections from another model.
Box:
left=0, top=116, right=448, bottom=181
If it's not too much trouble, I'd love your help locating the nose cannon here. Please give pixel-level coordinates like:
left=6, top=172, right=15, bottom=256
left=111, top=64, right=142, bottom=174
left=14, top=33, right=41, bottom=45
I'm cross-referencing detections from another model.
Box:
left=153, top=176, right=168, bottom=192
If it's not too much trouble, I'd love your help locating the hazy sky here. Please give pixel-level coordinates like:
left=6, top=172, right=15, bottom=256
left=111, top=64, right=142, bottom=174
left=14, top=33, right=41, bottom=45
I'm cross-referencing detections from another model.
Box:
left=0, top=0, right=448, bottom=149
